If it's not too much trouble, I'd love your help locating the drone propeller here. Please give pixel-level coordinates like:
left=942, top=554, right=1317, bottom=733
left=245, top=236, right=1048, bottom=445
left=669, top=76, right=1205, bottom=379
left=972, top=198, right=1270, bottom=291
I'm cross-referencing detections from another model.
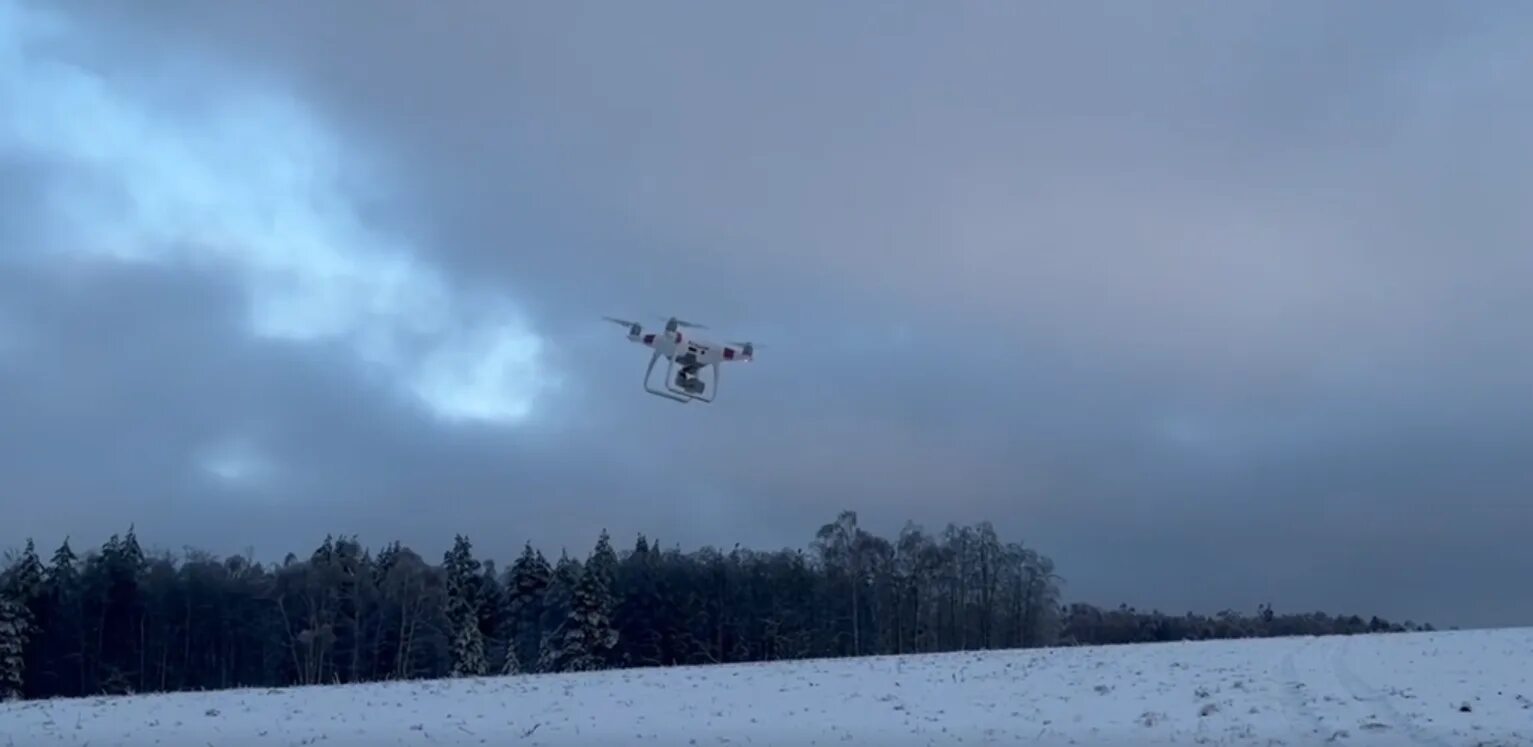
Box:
left=603, top=316, right=643, bottom=335
left=658, top=316, right=708, bottom=331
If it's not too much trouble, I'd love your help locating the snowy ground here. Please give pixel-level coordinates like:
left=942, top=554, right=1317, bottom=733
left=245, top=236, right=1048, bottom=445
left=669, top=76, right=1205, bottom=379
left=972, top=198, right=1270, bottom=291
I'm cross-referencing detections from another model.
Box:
left=3, top=627, right=1529, bottom=746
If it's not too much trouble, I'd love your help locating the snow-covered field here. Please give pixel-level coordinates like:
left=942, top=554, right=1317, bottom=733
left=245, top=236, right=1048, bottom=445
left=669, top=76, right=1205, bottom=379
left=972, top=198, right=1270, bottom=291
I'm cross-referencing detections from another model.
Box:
left=3, top=627, right=1529, bottom=746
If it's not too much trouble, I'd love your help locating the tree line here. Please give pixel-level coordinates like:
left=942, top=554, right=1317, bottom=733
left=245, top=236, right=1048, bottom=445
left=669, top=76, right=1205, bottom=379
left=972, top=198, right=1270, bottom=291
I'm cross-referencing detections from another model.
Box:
left=0, top=510, right=1428, bottom=701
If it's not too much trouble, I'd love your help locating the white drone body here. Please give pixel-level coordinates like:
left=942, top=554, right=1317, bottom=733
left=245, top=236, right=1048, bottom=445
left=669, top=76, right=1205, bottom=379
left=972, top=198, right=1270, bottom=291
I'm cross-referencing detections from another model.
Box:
left=604, top=316, right=757, bottom=403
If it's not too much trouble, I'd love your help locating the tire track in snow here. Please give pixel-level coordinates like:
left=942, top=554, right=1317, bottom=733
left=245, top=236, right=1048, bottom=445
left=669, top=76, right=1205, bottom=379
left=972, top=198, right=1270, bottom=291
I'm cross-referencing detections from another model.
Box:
left=1328, top=634, right=1451, bottom=747
left=1277, top=636, right=1331, bottom=740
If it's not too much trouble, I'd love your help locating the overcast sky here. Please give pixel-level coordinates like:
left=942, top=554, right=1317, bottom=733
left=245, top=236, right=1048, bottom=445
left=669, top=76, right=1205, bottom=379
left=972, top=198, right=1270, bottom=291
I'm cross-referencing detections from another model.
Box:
left=4, top=0, right=1531, bottom=629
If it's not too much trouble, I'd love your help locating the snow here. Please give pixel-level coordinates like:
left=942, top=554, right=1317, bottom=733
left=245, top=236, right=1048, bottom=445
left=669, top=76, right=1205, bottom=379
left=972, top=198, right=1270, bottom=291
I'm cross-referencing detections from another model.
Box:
left=3, top=627, right=1530, bottom=746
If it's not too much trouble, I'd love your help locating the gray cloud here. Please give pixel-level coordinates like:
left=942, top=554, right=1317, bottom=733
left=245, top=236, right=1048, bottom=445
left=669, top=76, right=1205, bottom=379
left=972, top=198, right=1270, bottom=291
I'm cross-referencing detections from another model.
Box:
left=4, top=0, right=1532, bottom=628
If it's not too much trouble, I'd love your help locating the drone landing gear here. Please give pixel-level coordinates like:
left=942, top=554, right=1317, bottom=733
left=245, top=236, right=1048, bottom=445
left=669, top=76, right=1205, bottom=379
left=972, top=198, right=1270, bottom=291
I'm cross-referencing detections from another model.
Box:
left=670, top=363, right=716, bottom=403
left=643, top=352, right=717, bottom=404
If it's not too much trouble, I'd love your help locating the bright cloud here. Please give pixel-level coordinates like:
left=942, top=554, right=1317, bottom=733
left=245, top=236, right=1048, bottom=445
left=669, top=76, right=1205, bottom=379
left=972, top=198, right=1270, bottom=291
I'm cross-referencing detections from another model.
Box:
left=0, top=0, right=553, bottom=424
left=197, top=435, right=275, bottom=488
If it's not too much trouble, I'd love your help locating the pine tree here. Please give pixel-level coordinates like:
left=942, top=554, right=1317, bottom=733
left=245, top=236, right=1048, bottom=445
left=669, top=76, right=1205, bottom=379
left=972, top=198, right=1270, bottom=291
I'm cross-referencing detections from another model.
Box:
left=6, top=540, right=44, bottom=602
left=547, top=551, right=581, bottom=618
left=119, top=525, right=145, bottom=571
left=88, top=527, right=147, bottom=695
left=0, top=593, right=27, bottom=701
left=615, top=535, right=665, bottom=666
left=42, top=538, right=81, bottom=697
left=545, top=565, right=619, bottom=673
left=505, top=544, right=551, bottom=674
left=588, top=529, right=619, bottom=588
left=0, top=540, right=46, bottom=699
left=311, top=534, right=336, bottom=565
left=450, top=619, right=486, bottom=677
left=373, top=541, right=402, bottom=586
left=47, top=539, right=77, bottom=589
left=443, top=535, right=486, bottom=677
left=507, top=545, right=551, bottom=610
left=477, top=561, right=508, bottom=674
left=536, top=551, right=582, bottom=672
left=498, top=645, right=521, bottom=675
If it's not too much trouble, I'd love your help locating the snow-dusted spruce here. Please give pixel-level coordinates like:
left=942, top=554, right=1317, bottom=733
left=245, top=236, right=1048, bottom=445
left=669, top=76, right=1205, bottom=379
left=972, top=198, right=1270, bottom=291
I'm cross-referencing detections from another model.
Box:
left=504, top=543, right=551, bottom=674
left=0, top=539, right=45, bottom=702
left=450, top=617, right=487, bottom=677
left=47, top=538, right=77, bottom=590
left=535, top=551, right=583, bottom=672
left=498, top=646, right=521, bottom=675
left=613, top=534, right=665, bottom=667
left=6, top=540, right=45, bottom=603
left=543, top=563, right=619, bottom=673
left=535, top=535, right=620, bottom=674
left=0, top=591, right=28, bottom=701
left=587, top=529, right=618, bottom=590
left=476, top=561, right=508, bottom=673
left=443, top=535, right=487, bottom=677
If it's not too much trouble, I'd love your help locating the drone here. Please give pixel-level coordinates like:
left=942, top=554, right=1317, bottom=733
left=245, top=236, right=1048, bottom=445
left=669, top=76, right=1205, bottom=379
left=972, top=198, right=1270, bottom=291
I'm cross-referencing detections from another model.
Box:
left=604, top=316, right=758, bottom=403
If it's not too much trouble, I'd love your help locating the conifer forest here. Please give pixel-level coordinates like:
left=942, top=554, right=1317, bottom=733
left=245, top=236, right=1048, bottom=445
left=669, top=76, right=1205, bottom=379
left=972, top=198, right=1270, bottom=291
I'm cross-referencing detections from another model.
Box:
left=0, top=511, right=1429, bottom=702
